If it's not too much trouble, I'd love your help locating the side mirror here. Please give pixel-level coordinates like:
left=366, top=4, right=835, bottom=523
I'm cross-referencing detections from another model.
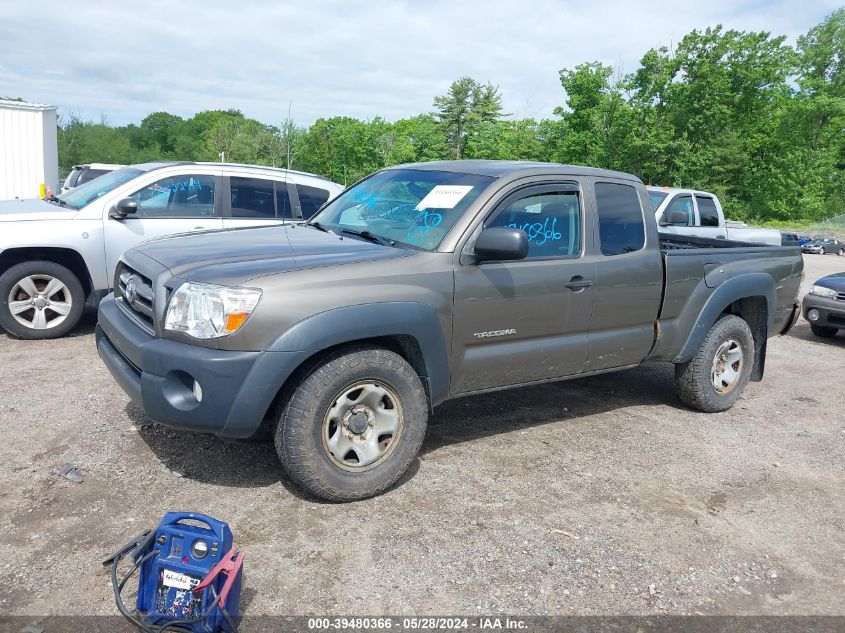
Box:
left=110, top=198, right=140, bottom=220
left=659, top=210, right=688, bottom=226
left=474, top=227, right=529, bottom=262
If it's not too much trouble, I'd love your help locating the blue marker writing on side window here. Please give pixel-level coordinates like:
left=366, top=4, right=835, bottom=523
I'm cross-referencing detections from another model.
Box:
left=507, top=217, right=562, bottom=245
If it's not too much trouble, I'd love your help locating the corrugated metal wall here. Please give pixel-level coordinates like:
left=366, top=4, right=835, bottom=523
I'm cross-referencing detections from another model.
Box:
left=0, top=103, right=60, bottom=200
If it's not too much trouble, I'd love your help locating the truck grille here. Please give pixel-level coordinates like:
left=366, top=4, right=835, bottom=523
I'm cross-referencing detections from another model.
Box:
left=117, top=264, right=155, bottom=329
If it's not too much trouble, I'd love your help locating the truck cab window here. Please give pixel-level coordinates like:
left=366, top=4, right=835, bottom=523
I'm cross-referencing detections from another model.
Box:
left=129, top=175, right=215, bottom=218
left=486, top=191, right=581, bottom=258
left=594, top=182, right=645, bottom=256
left=662, top=194, right=695, bottom=226
left=695, top=195, right=720, bottom=227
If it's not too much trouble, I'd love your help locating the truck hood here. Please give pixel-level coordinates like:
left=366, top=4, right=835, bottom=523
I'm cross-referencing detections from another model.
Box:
left=133, top=224, right=413, bottom=286
left=815, top=272, right=845, bottom=292
left=0, top=198, right=78, bottom=221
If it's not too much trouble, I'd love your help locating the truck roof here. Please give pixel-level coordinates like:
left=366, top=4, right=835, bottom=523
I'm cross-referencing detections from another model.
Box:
left=390, top=160, right=642, bottom=182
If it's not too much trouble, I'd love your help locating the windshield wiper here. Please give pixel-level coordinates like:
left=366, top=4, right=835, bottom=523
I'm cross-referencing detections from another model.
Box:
left=46, top=194, right=66, bottom=207
left=306, top=221, right=334, bottom=234
left=339, top=228, right=395, bottom=247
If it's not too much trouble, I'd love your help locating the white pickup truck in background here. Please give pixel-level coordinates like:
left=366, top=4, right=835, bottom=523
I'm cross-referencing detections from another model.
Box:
left=647, top=186, right=782, bottom=245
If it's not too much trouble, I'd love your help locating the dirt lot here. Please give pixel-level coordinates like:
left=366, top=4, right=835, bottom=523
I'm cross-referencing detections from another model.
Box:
left=0, top=254, right=843, bottom=621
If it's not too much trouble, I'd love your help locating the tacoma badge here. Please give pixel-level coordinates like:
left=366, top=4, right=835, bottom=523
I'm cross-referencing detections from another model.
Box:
left=473, top=329, right=517, bottom=339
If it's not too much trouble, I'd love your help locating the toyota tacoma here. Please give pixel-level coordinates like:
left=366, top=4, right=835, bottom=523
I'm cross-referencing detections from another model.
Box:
left=96, top=161, right=803, bottom=501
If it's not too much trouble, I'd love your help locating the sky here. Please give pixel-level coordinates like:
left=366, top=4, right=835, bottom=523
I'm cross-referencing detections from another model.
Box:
left=0, top=0, right=840, bottom=128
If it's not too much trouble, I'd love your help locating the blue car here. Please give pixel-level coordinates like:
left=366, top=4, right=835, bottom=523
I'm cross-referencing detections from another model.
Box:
left=802, top=272, right=845, bottom=338
left=782, top=233, right=815, bottom=246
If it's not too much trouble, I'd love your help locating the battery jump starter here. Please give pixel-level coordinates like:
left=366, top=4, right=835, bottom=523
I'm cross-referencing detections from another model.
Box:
left=104, top=512, right=244, bottom=633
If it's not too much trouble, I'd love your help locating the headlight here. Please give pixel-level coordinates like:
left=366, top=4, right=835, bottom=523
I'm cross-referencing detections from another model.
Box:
left=164, top=282, right=261, bottom=339
left=809, top=285, right=837, bottom=298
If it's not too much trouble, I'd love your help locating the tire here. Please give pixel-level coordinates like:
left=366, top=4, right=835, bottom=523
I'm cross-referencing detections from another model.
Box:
left=810, top=324, right=838, bottom=338
left=0, top=261, right=85, bottom=340
left=275, top=345, right=428, bottom=502
left=674, top=314, right=755, bottom=413
left=838, top=248, right=844, bottom=256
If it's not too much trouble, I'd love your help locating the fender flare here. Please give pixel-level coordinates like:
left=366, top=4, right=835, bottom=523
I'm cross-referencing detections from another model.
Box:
left=673, top=273, right=776, bottom=364
left=266, top=301, right=451, bottom=406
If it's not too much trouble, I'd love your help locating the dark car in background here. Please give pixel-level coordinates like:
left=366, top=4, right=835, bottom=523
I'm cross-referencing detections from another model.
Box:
left=802, top=239, right=844, bottom=255
left=803, top=273, right=845, bottom=338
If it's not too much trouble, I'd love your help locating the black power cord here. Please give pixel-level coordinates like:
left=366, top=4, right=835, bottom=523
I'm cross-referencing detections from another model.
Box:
left=106, top=541, right=237, bottom=633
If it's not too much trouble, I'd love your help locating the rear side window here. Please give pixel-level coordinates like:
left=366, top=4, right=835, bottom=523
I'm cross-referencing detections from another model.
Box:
left=230, top=177, right=295, bottom=219
left=231, top=177, right=275, bottom=218
left=594, top=182, right=645, bottom=256
left=297, top=184, right=330, bottom=219
left=695, top=195, right=720, bottom=227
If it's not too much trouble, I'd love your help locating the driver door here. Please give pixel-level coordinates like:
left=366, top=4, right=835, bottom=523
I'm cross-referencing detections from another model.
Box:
left=103, top=170, right=223, bottom=285
left=451, top=182, right=596, bottom=394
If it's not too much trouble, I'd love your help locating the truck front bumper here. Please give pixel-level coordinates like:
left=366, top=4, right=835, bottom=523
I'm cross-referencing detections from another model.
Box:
left=802, top=293, right=845, bottom=330
left=97, top=294, right=306, bottom=438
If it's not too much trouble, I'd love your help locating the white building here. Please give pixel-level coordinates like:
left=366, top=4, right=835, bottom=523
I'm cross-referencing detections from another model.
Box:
left=0, top=99, right=59, bottom=200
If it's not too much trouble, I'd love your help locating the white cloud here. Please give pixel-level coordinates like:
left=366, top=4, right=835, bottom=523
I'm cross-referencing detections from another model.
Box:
left=0, top=0, right=839, bottom=126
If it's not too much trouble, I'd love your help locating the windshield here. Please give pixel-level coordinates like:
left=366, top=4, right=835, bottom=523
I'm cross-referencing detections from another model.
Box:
left=648, top=190, right=668, bottom=210
left=57, top=167, right=144, bottom=209
left=310, top=168, right=494, bottom=250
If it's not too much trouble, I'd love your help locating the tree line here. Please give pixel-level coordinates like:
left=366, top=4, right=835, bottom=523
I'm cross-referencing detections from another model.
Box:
left=57, top=9, right=844, bottom=223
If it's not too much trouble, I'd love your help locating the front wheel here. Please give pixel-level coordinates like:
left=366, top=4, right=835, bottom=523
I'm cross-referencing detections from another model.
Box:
left=0, top=261, right=85, bottom=339
left=674, top=314, right=755, bottom=413
left=275, top=345, right=428, bottom=501
left=810, top=324, right=838, bottom=338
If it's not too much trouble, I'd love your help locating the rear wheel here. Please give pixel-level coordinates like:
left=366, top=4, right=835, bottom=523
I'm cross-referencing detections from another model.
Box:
left=810, top=324, right=838, bottom=338
left=674, top=314, right=755, bottom=412
left=275, top=345, right=428, bottom=501
left=0, top=261, right=85, bottom=339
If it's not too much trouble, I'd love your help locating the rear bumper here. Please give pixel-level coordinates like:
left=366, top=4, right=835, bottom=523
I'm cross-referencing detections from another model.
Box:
left=802, top=294, right=845, bottom=330
left=97, top=294, right=307, bottom=438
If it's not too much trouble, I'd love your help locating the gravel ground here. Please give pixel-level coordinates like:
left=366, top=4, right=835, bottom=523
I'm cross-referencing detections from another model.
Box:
left=0, top=254, right=843, bottom=620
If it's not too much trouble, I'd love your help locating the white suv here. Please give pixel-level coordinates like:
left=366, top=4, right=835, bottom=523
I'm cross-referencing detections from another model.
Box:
left=0, top=162, right=343, bottom=339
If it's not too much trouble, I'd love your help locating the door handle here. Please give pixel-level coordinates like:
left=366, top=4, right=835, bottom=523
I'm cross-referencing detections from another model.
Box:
left=192, top=226, right=207, bottom=230
left=564, top=278, right=593, bottom=290
left=716, top=235, right=726, bottom=239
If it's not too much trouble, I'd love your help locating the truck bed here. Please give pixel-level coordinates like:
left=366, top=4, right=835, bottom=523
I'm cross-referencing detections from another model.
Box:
left=659, top=233, right=776, bottom=250
left=650, top=233, right=803, bottom=363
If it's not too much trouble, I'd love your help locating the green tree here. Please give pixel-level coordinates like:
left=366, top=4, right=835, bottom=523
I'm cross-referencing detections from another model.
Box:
left=433, top=77, right=505, bottom=158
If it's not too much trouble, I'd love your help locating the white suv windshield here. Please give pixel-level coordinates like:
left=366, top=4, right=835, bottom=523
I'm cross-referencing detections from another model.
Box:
left=310, top=168, right=494, bottom=250
left=57, top=167, right=144, bottom=209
